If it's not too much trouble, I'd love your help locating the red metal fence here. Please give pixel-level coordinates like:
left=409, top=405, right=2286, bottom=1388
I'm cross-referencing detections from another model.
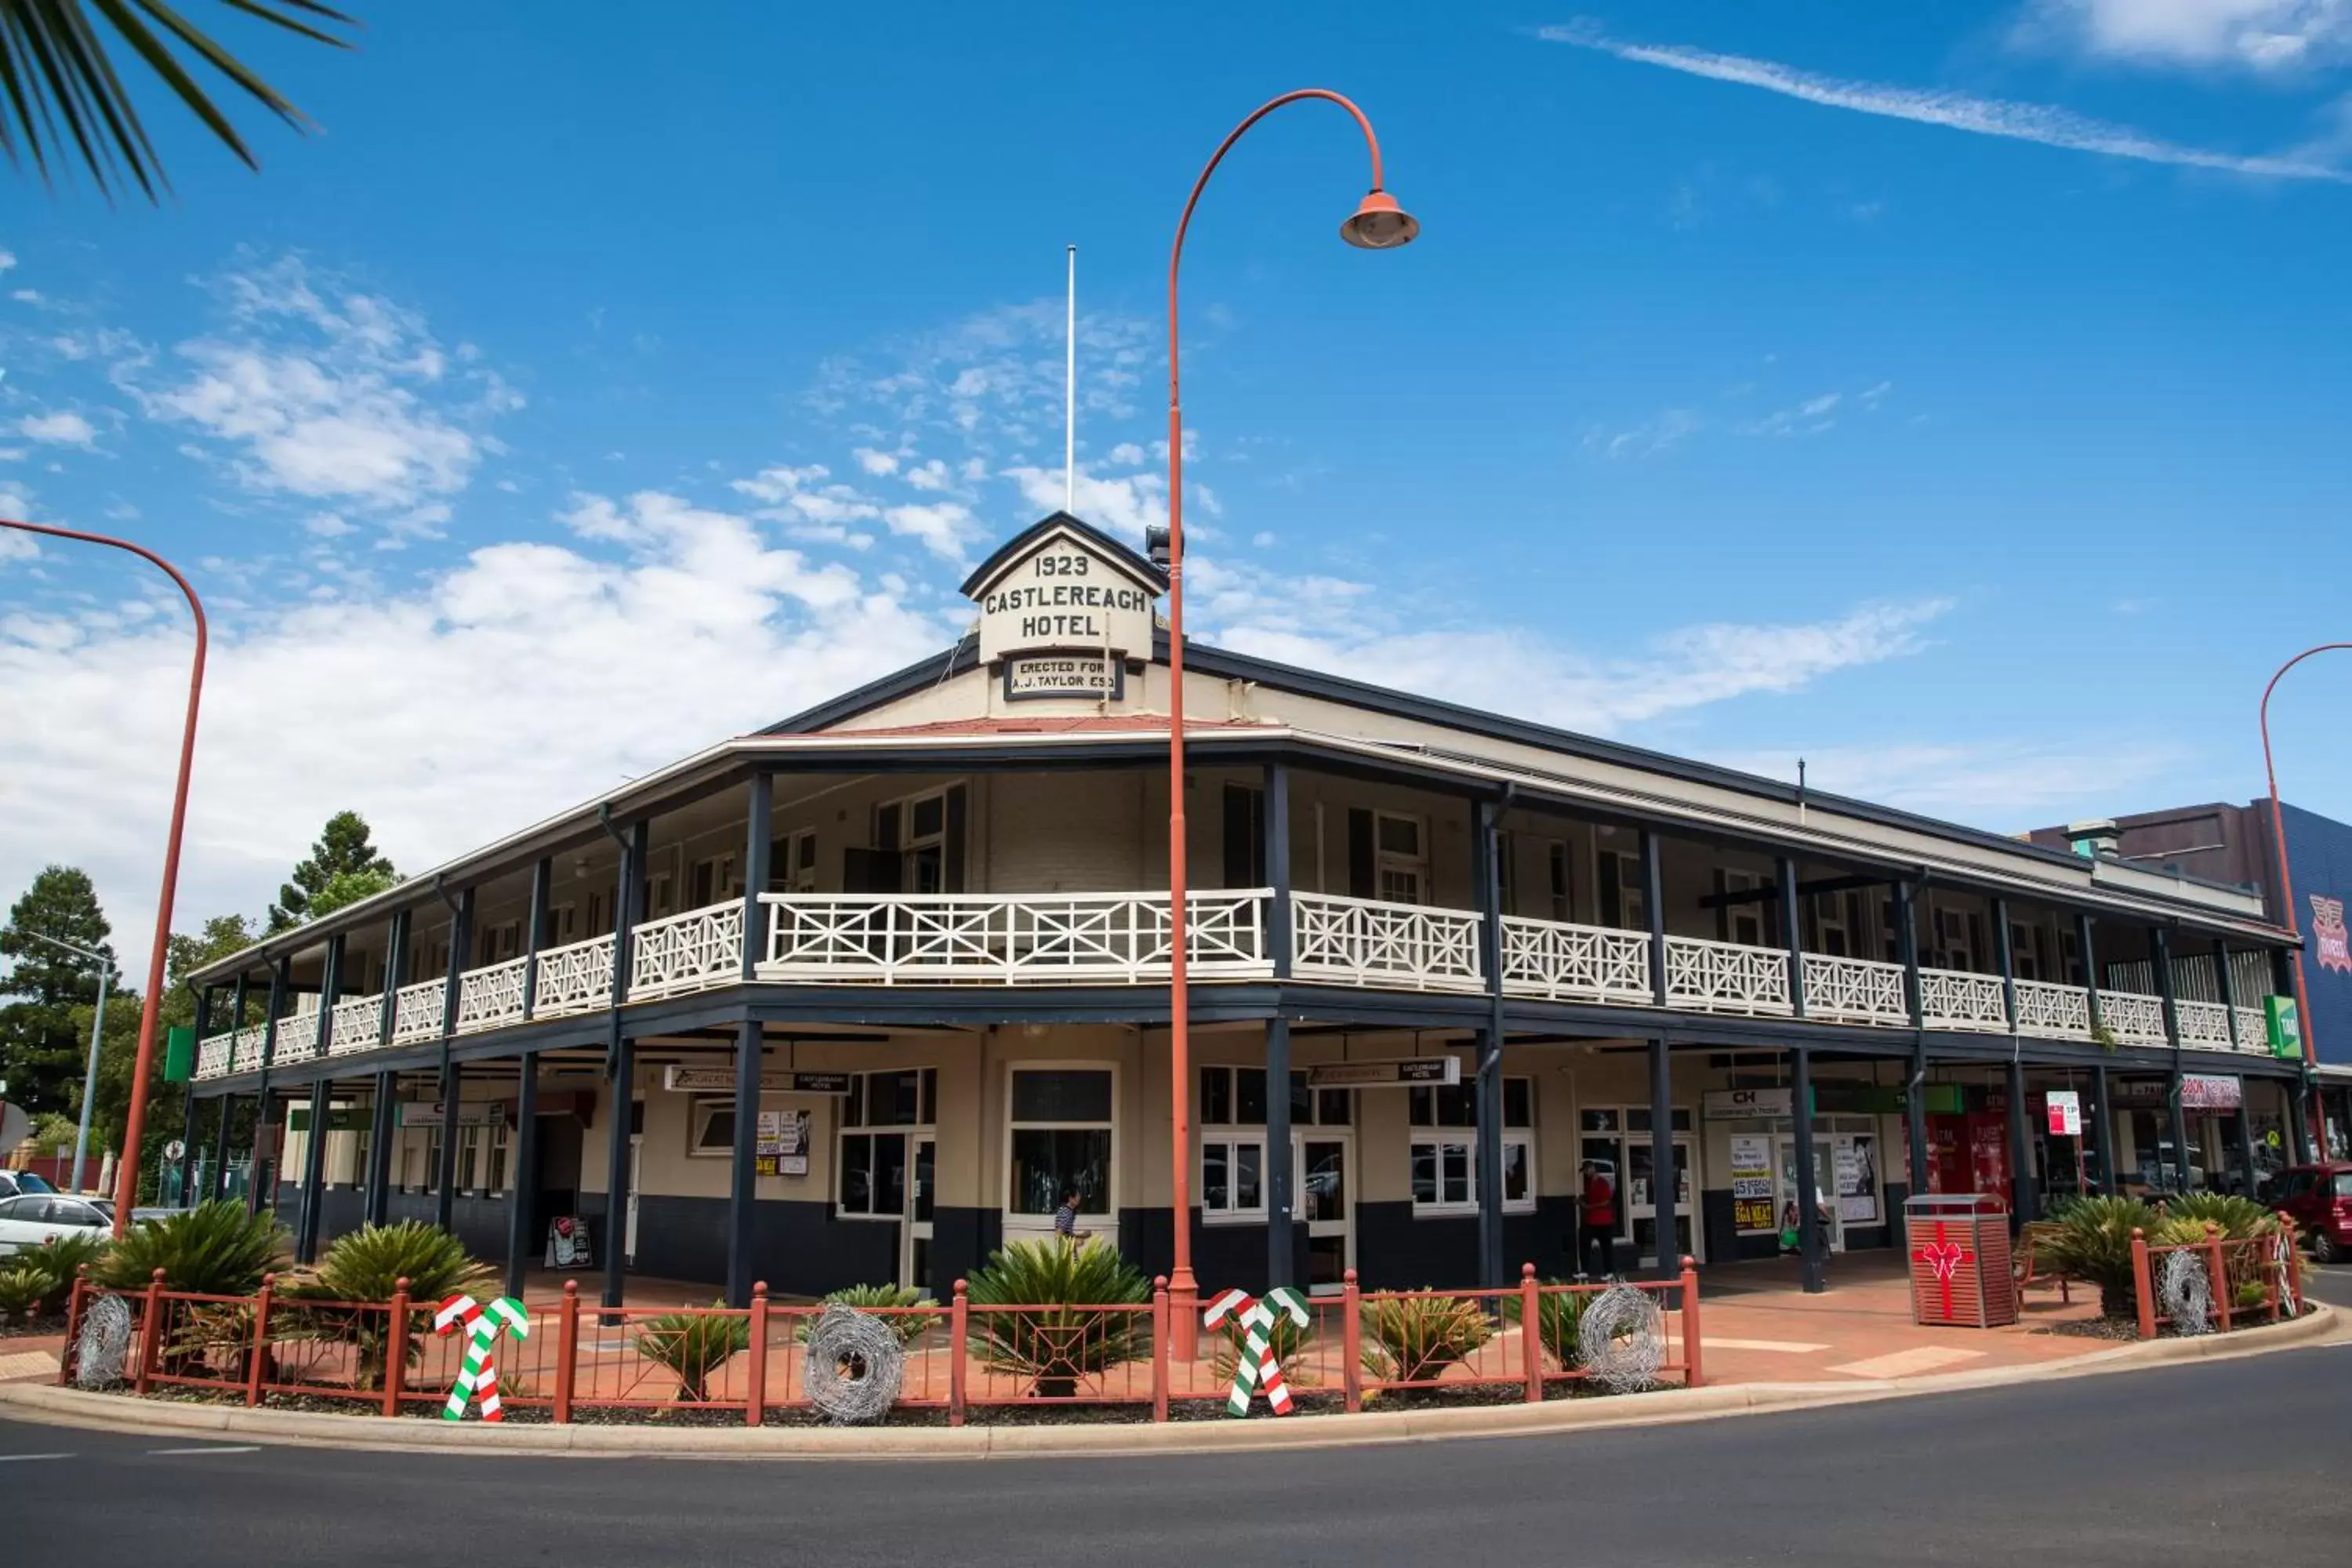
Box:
left=58, top=1259, right=1703, bottom=1426
left=2128, top=1220, right=2303, bottom=1341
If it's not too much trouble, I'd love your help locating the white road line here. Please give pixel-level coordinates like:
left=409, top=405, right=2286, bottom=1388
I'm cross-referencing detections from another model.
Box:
left=146, top=1445, right=263, bottom=1456
left=0, top=1452, right=73, bottom=1462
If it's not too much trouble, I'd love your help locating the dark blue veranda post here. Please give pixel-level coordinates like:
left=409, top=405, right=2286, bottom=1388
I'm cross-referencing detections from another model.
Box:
left=601, top=814, right=648, bottom=1309
left=1263, top=760, right=1294, bottom=1290
left=2153, top=927, right=2190, bottom=1192
left=1473, top=793, right=1507, bottom=1290
left=727, top=771, right=773, bottom=1308
left=250, top=956, right=288, bottom=1215
left=296, top=934, right=342, bottom=1264
left=1792, top=1044, right=1824, bottom=1294
left=436, top=887, right=474, bottom=1232
left=1898, top=881, right=1929, bottom=1207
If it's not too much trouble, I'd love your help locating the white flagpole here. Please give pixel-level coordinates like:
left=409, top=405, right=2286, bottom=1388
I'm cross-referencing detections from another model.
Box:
left=1065, top=244, right=1077, bottom=515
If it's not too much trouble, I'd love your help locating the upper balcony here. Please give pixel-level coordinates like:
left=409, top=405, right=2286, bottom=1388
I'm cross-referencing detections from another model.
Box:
left=190, top=887, right=2287, bottom=1080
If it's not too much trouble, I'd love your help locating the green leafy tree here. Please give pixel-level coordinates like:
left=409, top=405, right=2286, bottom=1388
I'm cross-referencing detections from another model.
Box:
left=89, top=913, right=256, bottom=1198
left=0, top=866, right=117, bottom=1114
left=0, top=1, right=358, bottom=204
left=269, top=811, right=397, bottom=931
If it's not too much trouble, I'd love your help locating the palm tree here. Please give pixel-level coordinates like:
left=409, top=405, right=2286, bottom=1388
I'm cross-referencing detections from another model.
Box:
left=1, top=1, right=358, bottom=202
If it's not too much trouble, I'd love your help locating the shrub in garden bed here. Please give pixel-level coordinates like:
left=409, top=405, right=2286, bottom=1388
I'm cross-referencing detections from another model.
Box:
left=798, top=1283, right=939, bottom=1348
left=2035, top=1196, right=2160, bottom=1319
left=964, top=1239, right=1151, bottom=1397
left=1499, top=1281, right=1590, bottom=1373
left=285, top=1222, right=496, bottom=1390
left=636, top=1304, right=751, bottom=1403
left=96, top=1200, right=287, bottom=1295
left=1358, top=1293, right=1493, bottom=1385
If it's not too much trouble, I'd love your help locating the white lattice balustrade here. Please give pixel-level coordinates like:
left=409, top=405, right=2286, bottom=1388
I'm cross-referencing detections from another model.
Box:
left=1664, top=935, right=1791, bottom=1016
left=2176, top=999, right=2236, bottom=1051
left=327, top=993, right=383, bottom=1055
left=197, top=1032, right=234, bottom=1080
left=392, top=978, right=447, bottom=1044
left=2101, top=991, right=2169, bottom=1047
left=1802, top=953, right=1908, bottom=1025
left=2233, top=1004, right=2272, bottom=1054
left=273, top=1004, right=323, bottom=1064
left=1921, top=968, right=2009, bottom=1031
left=230, top=1025, right=267, bottom=1073
left=760, top=890, right=1271, bottom=985
left=1290, top=892, right=1482, bottom=993
left=630, top=902, right=744, bottom=998
left=2013, top=978, right=2092, bottom=1041
left=1498, top=916, right=1651, bottom=1003
left=534, top=936, right=615, bottom=1017
left=455, top=956, right=528, bottom=1033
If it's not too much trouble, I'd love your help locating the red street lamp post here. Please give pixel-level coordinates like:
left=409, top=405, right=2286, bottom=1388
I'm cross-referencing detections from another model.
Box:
left=2, top=519, right=208, bottom=1237
left=1159, top=91, right=1417, bottom=1349
left=2259, top=642, right=2351, bottom=1157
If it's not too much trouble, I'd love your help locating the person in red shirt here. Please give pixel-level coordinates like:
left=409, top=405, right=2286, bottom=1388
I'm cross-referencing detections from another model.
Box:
left=1579, top=1161, right=1618, bottom=1279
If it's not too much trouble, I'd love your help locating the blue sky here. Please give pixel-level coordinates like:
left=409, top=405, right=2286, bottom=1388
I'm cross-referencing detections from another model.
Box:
left=5, top=2, right=2351, bottom=949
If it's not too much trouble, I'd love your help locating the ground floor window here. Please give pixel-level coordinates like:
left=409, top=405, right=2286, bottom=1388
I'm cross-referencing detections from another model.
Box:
left=1407, top=1076, right=1534, bottom=1217
left=839, top=1130, right=912, bottom=1218
left=1201, top=1135, right=1265, bottom=1220
left=422, top=1127, right=445, bottom=1195
left=456, top=1123, right=484, bottom=1196
left=1007, top=1066, right=1113, bottom=1218
left=837, top=1069, right=938, bottom=1221
left=485, top=1118, right=510, bottom=1195
left=688, top=1098, right=735, bottom=1158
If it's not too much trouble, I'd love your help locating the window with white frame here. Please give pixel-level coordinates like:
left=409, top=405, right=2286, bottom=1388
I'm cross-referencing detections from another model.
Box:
left=2011, top=920, right=2043, bottom=982
left=1720, top=869, right=1767, bottom=947
left=688, top=1097, right=737, bottom=1158
left=1407, top=1077, right=1535, bottom=1216
left=690, top=852, right=740, bottom=909
left=1199, top=1065, right=1269, bottom=1221
left=1374, top=811, right=1427, bottom=905
left=1007, top=1066, right=1112, bottom=1219
left=456, top=1122, right=484, bottom=1194
left=423, top=1126, right=445, bottom=1195
left=1814, top=891, right=1853, bottom=957
left=1932, top=906, right=1976, bottom=972
left=837, top=1069, right=936, bottom=1218
left=485, top=1117, right=510, bottom=1194
left=770, top=829, right=819, bottom=893
left=548, top=902, right=580, bottom=946
left=1598, top=833, right=1647, bottom=931
left=881, top=789, right=954, bottom=895
left=481, top=919, right=523, bottom=964
left=352, top=1128, right=372, bottom=1193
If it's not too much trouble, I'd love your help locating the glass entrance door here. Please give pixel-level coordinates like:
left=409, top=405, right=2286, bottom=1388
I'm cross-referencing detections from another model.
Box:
left=1627, top=1136, right=1697, bottom=1266
left=1297, top=1134, right=1354, bottom=1294
left=902, top=1136, right=935, bottom=1298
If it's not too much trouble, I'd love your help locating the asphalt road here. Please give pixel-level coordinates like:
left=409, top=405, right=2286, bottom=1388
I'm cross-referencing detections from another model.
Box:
left=6, top=1277, right=2350, bottom=1568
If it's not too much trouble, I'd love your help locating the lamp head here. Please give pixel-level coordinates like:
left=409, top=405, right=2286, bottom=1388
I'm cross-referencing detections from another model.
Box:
left=1340, top=190, right=1419, bottom=249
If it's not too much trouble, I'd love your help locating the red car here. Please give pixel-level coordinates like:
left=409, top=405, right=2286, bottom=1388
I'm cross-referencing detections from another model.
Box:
left=2266, top=1162, right=2352, bottom=1265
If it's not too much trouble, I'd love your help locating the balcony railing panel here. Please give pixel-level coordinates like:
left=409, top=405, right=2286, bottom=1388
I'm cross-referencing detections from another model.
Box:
left=1802, top=953, right=1908, bottom=1026
left=1664, top=934, right=1791, bottom=1017
left=2176, top=998, right=2236, bottom=1052
left=630, top=902, right=745, bottom=1000
left=760, top=891, right=1272, bottom=985
left=231, top=1025, right=267, bottom=1073
left=1291, top=892, right=1482, bottom=993
left=1497, top=916, right=1651, bottom=1004
left=1921, top=968, right=2009, bottom=1032
left=197, top=1031, right=234, bottom=1080
left=273, top=1004, right=322, bottom=1065
left=327, top=993, right=383, bottom=1056
left=391, top=978, right=447, bottom=1045
left=2101, top=990, right=2169, bottom=1048
left=535, top=936, right=615, bottom=1018
left=2012, top=979, right=2092, bottom=1041
left=454, top=956, right=529, bottom=1034
left=2233, top=1004, right=2273, bottom=1054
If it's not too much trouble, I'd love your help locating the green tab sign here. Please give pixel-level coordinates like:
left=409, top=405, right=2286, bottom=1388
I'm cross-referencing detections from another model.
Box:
left=2267, top=995, right=2303, bottom=1059
left=162, top=1025, right=194, bottom=1083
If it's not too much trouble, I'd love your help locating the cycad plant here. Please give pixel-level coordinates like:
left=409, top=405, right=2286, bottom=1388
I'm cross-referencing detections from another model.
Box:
left=2036, top=1196, right=2161, bottom=1319
left=0, top=1263, right=49, bottom=1326
left=964, top=1239, right=1151, bottom=1398
left=19, top=1231, right=109, bottom=1303
left=96, top=1200, right=287, bottom=1295
left=287, top=1222, right=495, bottom=1389
left=800, top=1283, right=938, bottom=1349
left=637, top=1304, right=751, bottom=1404
left=1358, top=1293, right=1494, bottom=1385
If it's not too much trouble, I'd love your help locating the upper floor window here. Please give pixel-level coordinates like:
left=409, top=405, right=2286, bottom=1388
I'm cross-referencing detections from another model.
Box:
left=1598, top=836, right=1647, bottom=932
left=1223, top=784, right=1267, bottom=888
left=769, top=829, right=819, bottom=894
left=690, top=851, right=740, bottom=909
left=1814, top=891, right=1853, bottom=958
left=852, top=785, right=967, bottom=895
left=1719, top=869, right=1767, bottom=947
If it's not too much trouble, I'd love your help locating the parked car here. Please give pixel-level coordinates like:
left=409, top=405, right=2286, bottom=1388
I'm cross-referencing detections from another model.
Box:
left=2264, top=1161, right=2352, bottom=1265
left=0, top=1192, right=109, bottom=1255
left=84, top=1199, right=173, bottom=1226
left=0, top=1170, right=56, bottom=1201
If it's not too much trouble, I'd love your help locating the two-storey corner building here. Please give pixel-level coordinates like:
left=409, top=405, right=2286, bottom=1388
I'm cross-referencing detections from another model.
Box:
left=180, top=513, right=2316, bottom=1308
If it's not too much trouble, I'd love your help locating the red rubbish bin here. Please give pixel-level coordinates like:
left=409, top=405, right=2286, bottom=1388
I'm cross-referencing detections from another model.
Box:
left=1904, top=1193, right=2016, bottom=1327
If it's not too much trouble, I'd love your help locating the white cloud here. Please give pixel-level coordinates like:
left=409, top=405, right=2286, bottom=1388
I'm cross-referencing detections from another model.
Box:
left=1538, top=21, right=2352, bottom=183
left=1002, top=464, right=1167, bottom=540
left=881, top=501, right=981, bottom=560
left=129, top=255, right=520, bottom=521
left=1584, top=408, right=1703, bottom=459
left=2020, top=0, right=2352, bottom=72
left=730, top=463, right=884, bottom=529
left=17, top=411, right=95, bottom=447
left=0, top=251, right=14, bottom=273
left=1740, top=392, right=1843, bottom=437
left=1109, top=442, right=1145, bottom=465
left=903, top=458, right=953, bottom=492
left=852, top=447, right=898, bottom=476
left=0, top=489, right=953, bottom=962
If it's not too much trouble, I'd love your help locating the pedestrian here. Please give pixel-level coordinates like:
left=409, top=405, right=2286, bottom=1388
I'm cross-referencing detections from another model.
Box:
left=1578, top=1161, right=1617, bottom=1279
left=1053, top=1185, right=1089, bottom=1245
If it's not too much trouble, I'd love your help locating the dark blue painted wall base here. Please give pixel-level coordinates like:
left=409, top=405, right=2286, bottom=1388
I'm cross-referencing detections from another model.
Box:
left=278, top=1185, right=513, bottom=1265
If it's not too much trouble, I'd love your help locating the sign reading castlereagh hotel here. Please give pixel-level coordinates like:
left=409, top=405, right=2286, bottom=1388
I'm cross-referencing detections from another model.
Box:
left=959, top=513, right=1167, bottom=700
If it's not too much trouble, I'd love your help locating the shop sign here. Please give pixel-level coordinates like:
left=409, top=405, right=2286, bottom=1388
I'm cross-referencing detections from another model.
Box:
left=1308, top=1058, right=1460, bottom=1089
left=1703, top=1087, right=1793, bottom=1120
left=2267, top=995, right=2303, bottom=1059
left=398, top=1099, right=505, bottom=1127
left=2180, top=1074, right=2242, bottom=1111
left=755, top=1109, right=812, bottom=1178
left=662, top=1065, right=851, bottom=1095
left=289, top=1106, right=369, bottom=1133
left=1729, top=1134, right=1775, bottom=1233
left=2045, top=1091, right=2082, bottom=1137
left=1004, top=654, right=1123, bottom=702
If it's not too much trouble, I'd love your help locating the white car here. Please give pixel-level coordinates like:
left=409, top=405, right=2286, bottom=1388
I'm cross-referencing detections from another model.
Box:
left=0, top=1192, right=110, bottom=1255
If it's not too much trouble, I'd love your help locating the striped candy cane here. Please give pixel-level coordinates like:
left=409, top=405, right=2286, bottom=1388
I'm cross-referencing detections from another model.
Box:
left=434, top=1294, right=531, bottom=1422
left=1203, top=1286, right=1309, bottom=1417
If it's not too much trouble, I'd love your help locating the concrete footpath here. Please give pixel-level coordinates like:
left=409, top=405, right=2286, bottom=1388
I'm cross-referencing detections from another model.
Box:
left=0, top=1301, right=2335, bottom=1460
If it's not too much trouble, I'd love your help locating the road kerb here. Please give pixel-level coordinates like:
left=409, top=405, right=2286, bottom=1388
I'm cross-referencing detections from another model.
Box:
left=0, top=1301, right=2332, bottom=1459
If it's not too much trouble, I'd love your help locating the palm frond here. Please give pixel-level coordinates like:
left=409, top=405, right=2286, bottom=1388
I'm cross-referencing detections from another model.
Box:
left=1, top=0, right=357, bottom=202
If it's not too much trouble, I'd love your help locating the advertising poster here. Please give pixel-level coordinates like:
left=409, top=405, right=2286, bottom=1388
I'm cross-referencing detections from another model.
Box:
left=1730, top=1134, right=1775, bottom=1233
left=754, top=1108, right=812, bottom=1178
left=1835, top=1134, right=1879, bottom=1225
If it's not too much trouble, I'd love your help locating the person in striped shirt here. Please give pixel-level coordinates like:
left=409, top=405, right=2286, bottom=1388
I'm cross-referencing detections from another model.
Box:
left=1053, top=1186, right=1091, bottom=1243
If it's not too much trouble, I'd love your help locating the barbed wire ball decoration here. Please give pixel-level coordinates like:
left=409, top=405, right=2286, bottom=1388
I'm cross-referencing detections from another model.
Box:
left=74, top=1295, right=133, bottom=1389
left=2158, top=1249, right=2212, bottom=1337
left=1577, top=1283, right=1666, bottom=1392
left=804, top=1303, right=904, bottom=1425
left=2273, top=1229, right=2299, bottom=1320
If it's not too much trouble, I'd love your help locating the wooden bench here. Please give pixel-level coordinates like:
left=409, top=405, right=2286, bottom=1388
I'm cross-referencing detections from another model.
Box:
left=2014, top=1220, right=2073, bottom=1305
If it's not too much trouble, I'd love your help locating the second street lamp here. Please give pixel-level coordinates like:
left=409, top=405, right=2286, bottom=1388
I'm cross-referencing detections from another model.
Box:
left=1157, top=90, right=1417, bottom=1350
left=16, top=929, right=116, bottom=1196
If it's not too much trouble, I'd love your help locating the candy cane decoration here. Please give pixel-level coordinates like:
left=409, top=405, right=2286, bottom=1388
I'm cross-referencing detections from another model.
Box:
left=434, top=1294, right=530, bottom=1422
left=1204, top=1286, right=1309, bottom=1417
